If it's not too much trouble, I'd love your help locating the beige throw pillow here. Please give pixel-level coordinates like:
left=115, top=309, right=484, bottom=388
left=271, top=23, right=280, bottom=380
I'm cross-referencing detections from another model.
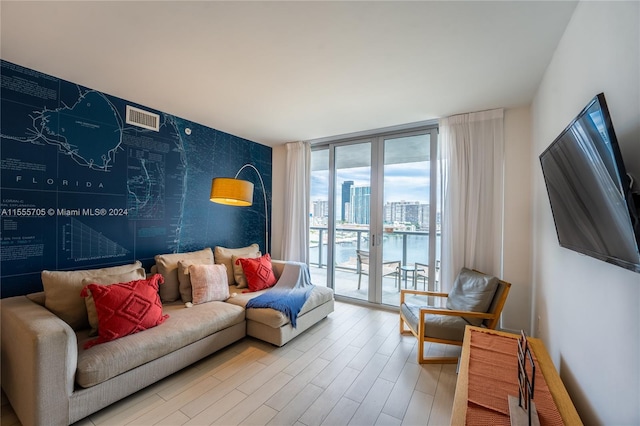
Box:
left=154, top=248, right=214, bottom=302
left=214, top=244, right=260, bottom=285
left=42, top=261, right=143, bottom=330
left=81, top=268, right=147, bottom=336
left=189, top=264, right=229, bottom=304
left=177, top=256, right=216, bottom=303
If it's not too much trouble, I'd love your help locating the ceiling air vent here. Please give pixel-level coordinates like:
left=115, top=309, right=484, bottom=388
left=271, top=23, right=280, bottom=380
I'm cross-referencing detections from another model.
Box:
left=126, top=105, right=160, bottom=132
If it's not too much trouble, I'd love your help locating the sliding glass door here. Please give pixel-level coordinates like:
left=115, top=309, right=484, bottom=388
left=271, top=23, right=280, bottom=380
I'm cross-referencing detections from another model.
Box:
left=333, top=142, right=372, bottom=302
left=309, top=126, right=440, bottom=307
left=380, top=133, right=439, bottom=301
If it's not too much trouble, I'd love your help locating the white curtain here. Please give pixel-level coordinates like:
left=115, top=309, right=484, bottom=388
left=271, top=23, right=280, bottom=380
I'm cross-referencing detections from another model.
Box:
left=440, top=109, right=504, bottom=292
left=280, top=141, right=311, bottom=262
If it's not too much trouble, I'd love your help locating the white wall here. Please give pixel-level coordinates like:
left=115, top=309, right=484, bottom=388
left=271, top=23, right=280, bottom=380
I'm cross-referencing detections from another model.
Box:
left=531, top=2, right=639, bottom=424
left=270, top=144, right=286, bottom=261
left=502, top=106, right=533, bottom=333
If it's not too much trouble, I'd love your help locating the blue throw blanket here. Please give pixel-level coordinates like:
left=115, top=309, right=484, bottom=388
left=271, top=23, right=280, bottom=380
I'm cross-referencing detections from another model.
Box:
left=246, top=261, right=315, bottom=328
left=246, top=287, right=314, bottom=328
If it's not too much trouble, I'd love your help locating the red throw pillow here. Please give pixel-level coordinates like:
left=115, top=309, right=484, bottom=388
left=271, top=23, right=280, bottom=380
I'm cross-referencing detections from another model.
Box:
left=237, top=253, right=277, bottom=292
left=81, top=274, right=169, bottom=349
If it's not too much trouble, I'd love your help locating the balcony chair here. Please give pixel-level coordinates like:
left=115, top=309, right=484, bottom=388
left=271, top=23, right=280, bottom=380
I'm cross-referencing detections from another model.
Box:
left=399, top=267, right=511, bottom=364
left=356, top=250, right=401, bottom=290
left=415, top=260, right=440, bottom=291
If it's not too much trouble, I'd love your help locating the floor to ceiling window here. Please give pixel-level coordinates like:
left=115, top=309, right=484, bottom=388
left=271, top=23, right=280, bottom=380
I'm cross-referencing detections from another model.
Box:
left=309, top=125, right=441, bottom=307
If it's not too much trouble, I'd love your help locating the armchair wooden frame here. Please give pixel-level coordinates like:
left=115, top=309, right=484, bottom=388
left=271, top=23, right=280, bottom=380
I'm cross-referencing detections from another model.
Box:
left=399, top=274, right=511, bottom=364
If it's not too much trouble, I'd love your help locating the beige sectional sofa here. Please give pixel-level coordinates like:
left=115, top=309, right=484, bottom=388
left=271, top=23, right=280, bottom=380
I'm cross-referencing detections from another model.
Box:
left=227, top=275, right=335, bottom=346
left=0, top=256, right=334, bottom=426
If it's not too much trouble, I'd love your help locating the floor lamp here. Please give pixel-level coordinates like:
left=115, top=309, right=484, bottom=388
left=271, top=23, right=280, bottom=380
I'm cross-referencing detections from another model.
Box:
left=209, top=163, right=269, bottom=254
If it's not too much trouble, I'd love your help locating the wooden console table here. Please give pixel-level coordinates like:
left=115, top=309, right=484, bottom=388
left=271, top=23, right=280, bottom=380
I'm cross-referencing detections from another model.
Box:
left=451, top=326, right=582, bottom=425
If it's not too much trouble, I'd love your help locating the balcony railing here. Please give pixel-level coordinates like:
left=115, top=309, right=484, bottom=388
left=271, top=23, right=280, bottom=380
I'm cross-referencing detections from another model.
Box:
left=309, top=226, right=431, bottom=271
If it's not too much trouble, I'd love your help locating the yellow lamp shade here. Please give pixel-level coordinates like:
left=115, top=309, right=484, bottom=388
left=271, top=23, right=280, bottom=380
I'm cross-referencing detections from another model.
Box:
left=210, top=178, right=254, bottom=206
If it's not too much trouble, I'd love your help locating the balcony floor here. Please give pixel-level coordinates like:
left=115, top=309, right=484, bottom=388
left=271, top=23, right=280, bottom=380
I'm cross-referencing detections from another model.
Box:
left=309, top=265, right=434, bottom=307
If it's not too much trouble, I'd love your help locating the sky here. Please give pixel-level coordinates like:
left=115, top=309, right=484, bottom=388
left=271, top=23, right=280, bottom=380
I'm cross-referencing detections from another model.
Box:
left=311, top=161, right=431, bottom=205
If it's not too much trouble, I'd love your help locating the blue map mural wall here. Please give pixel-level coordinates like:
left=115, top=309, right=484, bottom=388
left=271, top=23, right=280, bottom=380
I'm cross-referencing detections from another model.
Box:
left=0, top=60, right=272, bottom=297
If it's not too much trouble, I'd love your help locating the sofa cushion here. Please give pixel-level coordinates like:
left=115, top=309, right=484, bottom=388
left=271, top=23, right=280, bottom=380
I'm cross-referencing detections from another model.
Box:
left=238, top=254, right=277, bottom=292
left=75, top=300, right=245, bottom=388
left=226, top=285, right=334, bottom=328
left=231, top=252, right=261, bottom=289
left=155, top=248, right=214, bottom=303
left=26, top=291, right=46, bottom=306
left=446, top=268, right=499, bottom=326
left=81, top=268, right=147, bottom=336
left=42, top=261, right=143, bottom=330
left=214, top=244, right=260, bottom=286
left=177, top=257, right=217, bottom=304
left=81, top=274, right=168, bottom=349
left=189, top=264, right=230, bottom=304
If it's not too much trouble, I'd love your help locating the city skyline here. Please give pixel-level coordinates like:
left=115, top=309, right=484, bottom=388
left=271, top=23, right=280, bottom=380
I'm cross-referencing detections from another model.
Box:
left=311, top=161, right=432, bottom=205
left=312, top=198, right=433, bottom=230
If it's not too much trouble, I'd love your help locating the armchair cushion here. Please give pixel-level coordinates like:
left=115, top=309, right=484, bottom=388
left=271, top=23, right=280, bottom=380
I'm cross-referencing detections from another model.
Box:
left=446, top=268, right=499, bottom=326
left=401, top=303, right=469, bottom=341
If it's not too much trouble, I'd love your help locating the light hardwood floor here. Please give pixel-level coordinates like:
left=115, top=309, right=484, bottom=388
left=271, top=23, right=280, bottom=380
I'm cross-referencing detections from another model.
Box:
left=1, top=301, right=460, bottom=426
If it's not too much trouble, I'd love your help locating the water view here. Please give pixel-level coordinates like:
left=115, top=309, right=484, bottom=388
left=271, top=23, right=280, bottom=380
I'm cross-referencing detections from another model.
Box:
left=310, top=231, right=440, bottom=268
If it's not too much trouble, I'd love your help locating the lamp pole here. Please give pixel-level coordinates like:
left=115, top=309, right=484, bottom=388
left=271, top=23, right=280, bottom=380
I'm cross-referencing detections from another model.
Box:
left=234, top=164, right=269, bottom=254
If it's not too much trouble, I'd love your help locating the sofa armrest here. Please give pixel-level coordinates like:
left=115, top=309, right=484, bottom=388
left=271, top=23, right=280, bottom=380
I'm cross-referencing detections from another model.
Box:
left=271, top=259, right=288, bottom=279
left=1, top=295, right=77, bottom=426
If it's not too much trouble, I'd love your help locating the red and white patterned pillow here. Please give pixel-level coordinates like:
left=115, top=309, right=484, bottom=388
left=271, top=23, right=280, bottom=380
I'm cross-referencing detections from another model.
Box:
left=237, top=253, right=277, bottom=292
left=80, top=274, right=168, bottom=349
left=81, top=268, right=147, bottom=336
left=189, top=264, right=230, bottom=304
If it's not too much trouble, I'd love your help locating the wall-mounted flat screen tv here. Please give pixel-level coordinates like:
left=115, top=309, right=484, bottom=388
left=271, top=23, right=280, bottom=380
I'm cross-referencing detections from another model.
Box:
left=540, top=93, right=640, bottom=273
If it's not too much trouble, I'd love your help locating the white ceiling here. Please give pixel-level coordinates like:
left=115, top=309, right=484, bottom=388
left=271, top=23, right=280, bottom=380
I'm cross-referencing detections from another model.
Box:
left=1, top=1, right=577, bottom=147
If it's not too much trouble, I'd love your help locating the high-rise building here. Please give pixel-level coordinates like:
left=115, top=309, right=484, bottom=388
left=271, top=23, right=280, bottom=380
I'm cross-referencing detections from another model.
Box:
left=344, top=202, right=352, bottom=223
left=351, top=185, right=370, bottom=225
left=384, top=201, right=430, bottom=229
left=419, top=203, right=429, bottom=230
left=385, top=201, right=419, bottom=223
left=341, top=181, right=354, bottom=221
left=311, top=200, right=328, bottom=225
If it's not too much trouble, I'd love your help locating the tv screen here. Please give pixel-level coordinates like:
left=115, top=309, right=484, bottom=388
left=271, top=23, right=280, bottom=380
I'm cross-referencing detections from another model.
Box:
left=540, top=93, right=640, bottom=273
